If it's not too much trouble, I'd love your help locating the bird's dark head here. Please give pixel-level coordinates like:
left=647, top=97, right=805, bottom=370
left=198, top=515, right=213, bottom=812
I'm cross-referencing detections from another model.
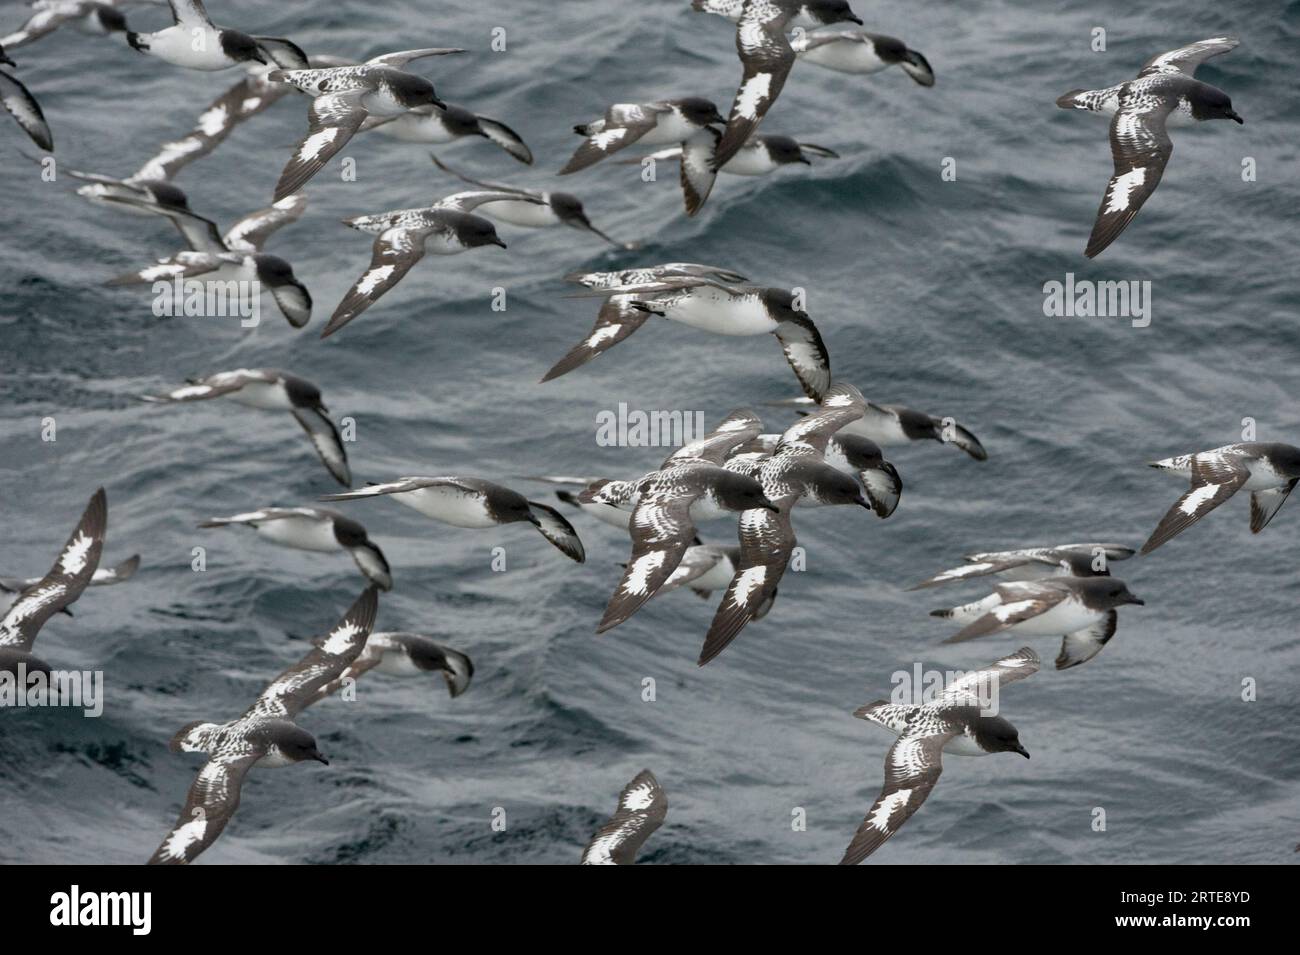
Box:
left=678, top=97, right=727, bottom=128
left=715, top=471, right=781, bottom=513
left=277, top=723, right=329, bottom=765
left=1191, top=84, right=1242, bottom=124
left=763, top=135, right=811, bottom=166
left=978, top=715, right=1029, bottom=758
left=761, top=287, right=808, bottom=321
left=547, top=191, right=586, bottom=224
left=814, top=464, right=870, bottom=508
left=390, top=71, right=445, bottom=110
left=96, top=5, right=129, bottom=34
left=220, top=30, right=267, bottom=65
left=1268, top=443, right=1300, bottom=478
left=806, top=0, right=862, bottom=26
left=282, top=374, right=323, bottom=410
left=1084, top=576, right=1144, bottom=607
left=452, top=212, right=507, bottom=249
left=438, top=103, right=482, bottom=136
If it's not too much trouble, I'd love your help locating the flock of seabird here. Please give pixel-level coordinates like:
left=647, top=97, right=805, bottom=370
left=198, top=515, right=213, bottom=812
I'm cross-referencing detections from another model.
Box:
left=0, top=0, right=1271, bottom=864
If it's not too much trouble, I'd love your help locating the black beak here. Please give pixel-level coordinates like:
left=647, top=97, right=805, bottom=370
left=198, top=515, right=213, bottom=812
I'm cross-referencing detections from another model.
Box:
left=432, top=95, right=447, bottom=110
left=760, top=499, right=781, bottom=513
left=313, top=753, right=330, bottom=765
left=1015, top=745, right=1030, bottom=759
left=1228, top=110, right=1244, bottom=124
left=0, top=55, right=15, bottom=68
left=710, top=111, right=727, bottom=125
left=855, top=496, right=872, bottom=510
left=1127, top=595, right=1145, bottom=606
left=797, top=157, right=812, bottom=165
left=490, top=237, right=507, bottom=249
left=846, top=15, right=864, bottom=25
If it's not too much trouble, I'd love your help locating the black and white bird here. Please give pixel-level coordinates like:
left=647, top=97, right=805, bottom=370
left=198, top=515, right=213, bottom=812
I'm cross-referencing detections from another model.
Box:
left=552, top=271, right=832, bottom=400
left=0, top=489, right=105, bottom=677
left=141, top=369, right=351, bottom=487
left=198, top=508, right=392, bottom=590
left=1, top=0, right=137, bottom=49
left=148, top=586, right=378, bottom=865
left=783, top=395, right=987, bottom=460
left=1140, top=442, right=1300, bottom=554
left=908, top=543, right=1135, bottom=590
left=1056, top=36, right=1243, bottom=258
left=100, top=49, right=344, bottom=195
left=620, top=127, right=837, bottom=216
left=307, top=631, right=473, bottom=703
left=1, top=44, right=53, bottom=150
left=792, top=29, right=934, bottom=85
left=700, top=382, right=872, bottom=665
left=320, top=476, right=585, bottom=563
left=649, top=543, right=746, bottom=603
left=542, top=263, right=747, bottom=383
left=363, top=101, right=532, bottom=163
left=431, top=155, right=628, bottom=247
left=126, top=0, right=283, bottom=71
left=694, top=0, right=863, bottom=170
left=589, top=414, right=782, bottom=633
left=559, top=96, right=726, bottom=174
left=932, top=576, right=1145, bottom=670
left=1, top=554, right=138, bottom=617
left=268, top=46, right=465, bottom=200
left=734, top=429, right=901, bottom=517
left=840, top=647, right=1036, bottom=864
left=104, top=194, right=313, bottom=329
left=323, top=189, right=513, bottom=338
left=580, top=769, right=668, bottom=865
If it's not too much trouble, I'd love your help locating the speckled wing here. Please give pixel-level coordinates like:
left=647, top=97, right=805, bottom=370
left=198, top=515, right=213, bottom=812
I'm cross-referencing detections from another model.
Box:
left=223, top=195, right=308, bottom=253
left=131, top=73, right=293, bottom=182
left=364, top=47, right=465, bottom=68
left=597, top=476, right=703, bottom=633
left=1140, top=452, right=1250, bottom=553
left=560, top=103, right=665, bottom=175
left=940, top=646, right=1040, bottom=704
left=0, top=488, right=106, bottom=650
left=839, top=720, right=956, bottom=864
left=1138, top=36, right=1238, bottom=78
left=775, top=382, right=865, bottom=456
left=1, top=4, right=79, bottom=49
left=943, top=582, right=1068, bottom=643
left=0, top=69, right=52, bottom=151
left=907, top=555, right=1056, bottom=591
left=713, top=1, right=795, bottom=169
left=581, top=769, right=668, bottom=865
left=148, top=751, right=260, bottom=865
left=242, top=586, right=378, bottom=720
left=1084, top=90, right=1174, bottom=258
left=698, top=504, right=794, bottom=666
left=141, top=368, right=274, bottom=402
left=662, top=408, right=764, bottom=467
left=540, top=297, right=651, bottom=382
left=274, top=89, right=367, bottom=201
left=104, top=249, right=232, bottom=286
left=322, top=225, right=429, bottom=338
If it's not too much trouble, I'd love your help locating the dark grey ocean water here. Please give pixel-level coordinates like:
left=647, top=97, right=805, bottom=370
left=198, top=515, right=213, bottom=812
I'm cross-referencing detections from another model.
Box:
left=1, top=0, right=1298, bottom=864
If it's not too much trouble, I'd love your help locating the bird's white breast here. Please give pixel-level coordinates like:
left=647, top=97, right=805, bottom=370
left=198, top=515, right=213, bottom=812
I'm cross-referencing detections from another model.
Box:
left=480, top=199, right=560, bottom=228
left=664, top=288, right=774, bottom=336
left=254, top=516, right=341, bottom=552
left=800, top=40, right=887, bottom=74
left=397, top=486, right=496, bottom=526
